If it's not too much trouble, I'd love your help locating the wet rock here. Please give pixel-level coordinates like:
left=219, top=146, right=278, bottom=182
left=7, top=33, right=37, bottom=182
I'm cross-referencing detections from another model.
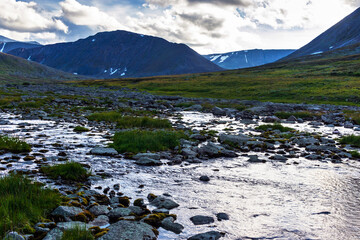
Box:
left=190, top=133, right=207, bottom=141
left=270, top=155, right=288, bottom=162
left=182, top=148, right=198, bottom=159
left=212, top=107, right=226, bottom=116
left=89, top=205, right=110, bottom=216
left=152, top=208, right=170, bottom=214
left=248, top=155, right=265, bottom=163
left=294, top=137, right=318, bottom=147
left=188, top=231, right=224, bottom=240
left=161, top=217, right=184, bottom=234
left=133, top=153, right=160, bottom=160
left=287, top=116, right=297, bottom=122
left=199, top=176, right=210, bottom=182
left=90, top=147, right=118, bottom=156
left=263, top=116, right=280, bottom=123
left=216, top=213, right=229, bottom=221
left=190, top=215, right=215, bottom=225
left=113, top=184, right=120, bottom=191
left=3, top=232, right=25, bottom=240
left=197, top=142, right=236, bottom=158
left=149, top=196, right=179, bottom=210
left=51, top=206, right=83, bottom=218
left=344, top=121, right=354, bottom=129
left=135, top=157, right=162, bottom=166
left=108, top=207, right=133, bottom=221
left=305, top=154, right=323, bottom=160
left=218, top=134, right=250, bottom=146
left=90, top=215, right=110, bottom=229
left=98, top=220, right=156, bottom=240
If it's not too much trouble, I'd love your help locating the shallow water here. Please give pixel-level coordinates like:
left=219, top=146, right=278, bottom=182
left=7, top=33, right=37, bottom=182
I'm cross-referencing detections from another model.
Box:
left=1, top=112, right=360, bottom=240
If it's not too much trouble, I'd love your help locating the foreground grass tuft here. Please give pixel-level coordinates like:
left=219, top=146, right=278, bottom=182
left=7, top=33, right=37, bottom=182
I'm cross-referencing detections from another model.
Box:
left=256, top=124, right=294, bottom=132
left=87, top=111, right=122, bottom=122
left=41, top=162, right=90, bottom=181
left=111, top=130, right=185, bottom=153
left=61, top=226, right=94, bottom=240
left=0, top=135, right=31, bottom=153
left=0, top=174, right=61, bottom=237
left=339, top=135, right=360, bottom=147
left=350, top=150, right=360, bottom=158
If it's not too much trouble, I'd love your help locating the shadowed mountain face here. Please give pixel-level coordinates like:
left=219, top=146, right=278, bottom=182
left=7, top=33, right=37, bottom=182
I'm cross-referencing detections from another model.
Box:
left=9, top=30, right=222, bottom=78
left=204, top=49, right=295, bottom=69
left=0, top=52, right=79, bottom=82
left=282, top=7, right=360, bottom=61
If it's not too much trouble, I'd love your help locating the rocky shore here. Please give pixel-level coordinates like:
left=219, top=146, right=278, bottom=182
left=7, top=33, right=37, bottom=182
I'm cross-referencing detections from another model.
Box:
left=1, top=83, right=360, bottom=240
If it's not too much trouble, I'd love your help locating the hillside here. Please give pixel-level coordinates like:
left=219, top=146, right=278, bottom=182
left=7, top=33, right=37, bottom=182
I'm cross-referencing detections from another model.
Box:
left=0, top=53, right=79, bottom=83
left=283, top=7, right=360, bottom=60
left=204, top=49, right=295, bottom=69
left=9, top=30, right=222, bottom=78
left=78, top=47, right=360, bottom=105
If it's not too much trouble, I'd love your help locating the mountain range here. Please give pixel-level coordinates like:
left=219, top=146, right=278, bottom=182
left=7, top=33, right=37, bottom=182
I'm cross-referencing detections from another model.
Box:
left=282, top=7, right=360, bottom=61
left=9, top=31, right=222, bottom=78
left=204, top=49, right=295, bottom=69
left=0, top=35, right=41, bottom=54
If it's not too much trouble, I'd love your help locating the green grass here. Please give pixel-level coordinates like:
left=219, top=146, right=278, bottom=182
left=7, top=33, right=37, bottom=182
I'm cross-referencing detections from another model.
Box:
left=339, top=135, right=360, bottom=147
left=61, top=226, right=94, bottom=240
left=116, top=116, right=172, bottom=129
left=350, top=150, right=360, bottom=158
left=343, top=110, right=360, bottom=124
left=275, top=111, right=320, bottom=120
left=111, top=130, right=185, bottom=153
left=256, top=124, right=294, bottom=132
left=40, top=162, right=91, bottom=181
left=175, top=102, right=196, bottom=108
left=77, top=53, right=360, bottom=106
left=87, top=111, right=122, bottom=122
left=0, top=174, right=61, bottom=238
left=0, top=135, right=31, bottom=153
left=74, top=126, right=90, bottom=132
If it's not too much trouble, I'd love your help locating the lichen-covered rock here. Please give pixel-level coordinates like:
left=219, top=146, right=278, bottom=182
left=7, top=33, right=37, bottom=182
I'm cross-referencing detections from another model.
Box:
left=98, top=221, right=156, bottom=240
left=149, top=196, right=179, bottom=210
left=89, top=205, right=110, bottom=216
left=51, top=206, right=83, bottom=218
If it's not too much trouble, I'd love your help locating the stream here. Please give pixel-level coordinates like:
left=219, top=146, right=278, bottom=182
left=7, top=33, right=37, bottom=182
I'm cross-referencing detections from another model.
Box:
left=1, top=112, right=360, bottom=240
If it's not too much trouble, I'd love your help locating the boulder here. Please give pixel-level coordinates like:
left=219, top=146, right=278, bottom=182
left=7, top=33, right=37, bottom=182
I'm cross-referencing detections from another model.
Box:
left=212, top=107, right=226, bottom=116
left=218, top=134, right=250, bottom=146
left=3, top=232, right=25, bottom=240
left=161, top=217, right=184, bottom=234
left=89, top=205, right=110, bottom=216
left=57, top=222, right=94, bottom=230
left=188, top=231, right=224, bottom=240
left=133, top=153, right=160, bottom=160
left=98, top=220, right=156, bottom=240
left=108, top=207, right=133, bottom=221
left=190, top=215, right=215, bottom=225
left=135, top=157, right=162, bottom=166
left=216, top=213, right=229, bottom=221
left=51, top=206, right=83, bottom=218
left=42, top=228, right=63, bottom=240
left=199, top=176, right=210, bottom=182
left=90, top=147, right=118, bottom=156
left=149, top=196, right=179, bottom=210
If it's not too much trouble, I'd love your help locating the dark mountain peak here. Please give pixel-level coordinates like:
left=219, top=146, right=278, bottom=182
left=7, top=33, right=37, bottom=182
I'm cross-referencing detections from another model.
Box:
left=9, top=30, right=222, bottom=78
left=282, top=7, right=360, bottom=61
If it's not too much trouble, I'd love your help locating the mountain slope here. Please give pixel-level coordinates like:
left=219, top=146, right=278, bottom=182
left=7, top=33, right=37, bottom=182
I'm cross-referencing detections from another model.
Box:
left=204, top=49, right=295, bottom=69
left=9, top=30, right=222, bottom=78
left=0, top=35, right=41, bottom=54
left=282, top=7, right=360, bottom=61
left=0, top=52, right=79, bottom=83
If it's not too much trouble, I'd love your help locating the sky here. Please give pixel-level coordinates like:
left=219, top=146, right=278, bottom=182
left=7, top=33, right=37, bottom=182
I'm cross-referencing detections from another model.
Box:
left=0, top=0, right=358, bottom=54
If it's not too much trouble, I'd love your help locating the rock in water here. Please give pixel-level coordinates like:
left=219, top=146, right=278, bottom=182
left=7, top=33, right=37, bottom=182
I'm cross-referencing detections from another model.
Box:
left=90, top=147, right=118, bottom=156
left=98, top=220, right=156, bottom=240
left=188, top=231, right=224, bottom=240
left=190, top=215, right=215, bottom=225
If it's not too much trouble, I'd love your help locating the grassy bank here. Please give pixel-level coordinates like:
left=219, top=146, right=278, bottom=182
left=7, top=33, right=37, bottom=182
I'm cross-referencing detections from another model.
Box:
left=111, top=130, right=184, bottom=153
left=0, top=174, right=61, bottom=237
left=77, top=54, right=360, bottom=105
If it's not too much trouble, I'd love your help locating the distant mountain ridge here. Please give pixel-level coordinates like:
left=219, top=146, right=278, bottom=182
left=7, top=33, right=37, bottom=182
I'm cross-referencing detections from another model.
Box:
left=9, top=30, right=222, bottom=78
left=282, top=7, right=360, bottom=61
left=0, top=35, right=41, bottom=54
left=204, top=49, right=295, bottom=69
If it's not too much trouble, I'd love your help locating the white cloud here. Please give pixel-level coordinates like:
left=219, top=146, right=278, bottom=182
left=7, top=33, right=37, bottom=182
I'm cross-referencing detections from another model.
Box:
left=59, top=0, right=126, bottom=31
left=0, top=0, right=68, bottom=33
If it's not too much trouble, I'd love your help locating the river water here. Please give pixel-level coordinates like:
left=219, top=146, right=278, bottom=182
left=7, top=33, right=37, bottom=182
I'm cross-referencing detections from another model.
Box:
left=0, top=112, right=360, bottom=240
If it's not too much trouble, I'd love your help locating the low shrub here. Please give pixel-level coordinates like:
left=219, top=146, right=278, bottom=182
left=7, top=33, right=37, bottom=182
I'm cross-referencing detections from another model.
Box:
left=74, top=126, right=90, bottom=132
left=116, top=116, right=172, bottom=129
left=275, top=111, right=319, bottom=120
left=0, top=135, right=31, bottom=153
left=111, top=130, right=185, bottom=153
left=41, top=162, right=90, bottom=181
left=0, top=174, right=61, bottom=238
